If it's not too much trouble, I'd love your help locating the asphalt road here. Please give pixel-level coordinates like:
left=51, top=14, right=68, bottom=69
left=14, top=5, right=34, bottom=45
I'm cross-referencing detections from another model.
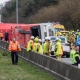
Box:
left=51, top=55, right=72, bottom=64
left=62, top=58, right=72, bottom=64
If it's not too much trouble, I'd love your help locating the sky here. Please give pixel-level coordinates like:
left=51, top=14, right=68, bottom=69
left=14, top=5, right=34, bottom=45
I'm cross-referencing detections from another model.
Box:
left=0, top=0, right=10, bottom=4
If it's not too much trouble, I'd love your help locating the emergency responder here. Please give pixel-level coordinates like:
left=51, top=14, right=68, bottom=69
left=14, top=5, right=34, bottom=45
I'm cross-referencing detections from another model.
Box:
left=33, top=37, right=39, bottom=52
left=43, top=37, right=52, bottom=56
left=76, top=32, right=80, bottom=53
left=48, top=38, right=52, bottom=56
left=27, top=36, right=34, bottom=52
left=43, top=37, right=48, bottom=55
left=55, top=32, right=57, bottom=36
left=57, top=31, right=61, bottom=36
left=8, top=38, right=21, bottom=65
left=4, top=30, right=9, bottom=42
left=66, top=33, right=69, bottom=43
left=70, top=46, right=77, bottom=64
left=0, top=30, right=4, bottom=40
left=71, top=34, right=75, bottom=46
left=75, top=31, right=78, bottom=40
left=37, top=39, right=43, bottom=54
left=70, top=46, right=80, bottom=66
left=54, top=38, right=63, bottom=61
left=72, top=52, right=80, bottom=66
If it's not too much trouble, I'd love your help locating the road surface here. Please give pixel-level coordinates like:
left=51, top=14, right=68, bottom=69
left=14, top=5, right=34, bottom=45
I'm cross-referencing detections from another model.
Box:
left=62, top=58, right=72, bottom=64
left=51, top=55, right=72, bottom=64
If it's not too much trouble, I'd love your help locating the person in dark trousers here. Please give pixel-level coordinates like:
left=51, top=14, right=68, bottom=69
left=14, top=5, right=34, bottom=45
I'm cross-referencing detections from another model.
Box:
left=76, top=32, right=80, bottom=53
left=8, top=38, right=21, bottom=65
left=4, top=30, right=9, bottom=42
left=0, top=30, right=4, bottom=40
left=72, top=52, right=80, bottom=66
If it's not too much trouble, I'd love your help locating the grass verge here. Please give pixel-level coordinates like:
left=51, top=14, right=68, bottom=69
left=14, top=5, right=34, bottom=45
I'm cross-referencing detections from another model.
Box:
left=0, top=49, right=56, bottom=80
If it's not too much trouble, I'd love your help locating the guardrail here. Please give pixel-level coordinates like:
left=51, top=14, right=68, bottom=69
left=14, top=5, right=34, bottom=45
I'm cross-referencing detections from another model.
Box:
left=0, top=40, right=80, bottom=80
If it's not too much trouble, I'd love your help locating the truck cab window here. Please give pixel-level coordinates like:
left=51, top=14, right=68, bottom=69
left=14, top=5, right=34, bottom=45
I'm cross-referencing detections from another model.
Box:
left=49, top=29, right=53, bottom=36
left=30, top=26, right=41, bottom=38
left=44, top=32, right=47, bottom=37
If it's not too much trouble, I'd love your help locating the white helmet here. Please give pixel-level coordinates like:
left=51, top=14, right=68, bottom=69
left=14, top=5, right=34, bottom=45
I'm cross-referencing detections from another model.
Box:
left=45, top=37, right=48, bottom=40
left=39, top=39, right=42, bottom=42
left=31, top=36, right=34, bottom=39
left=45, top=37, right=50, bottom=40
left=47, top=37, right=50, bottom=40
left=56, top=37, right=59, bottom=40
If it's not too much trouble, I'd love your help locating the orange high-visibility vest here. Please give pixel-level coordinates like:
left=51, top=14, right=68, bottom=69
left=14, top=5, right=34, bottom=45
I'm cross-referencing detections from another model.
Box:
left=0, top=32, right=4, bottom=37
left=8, top=41, right=21, bottom=51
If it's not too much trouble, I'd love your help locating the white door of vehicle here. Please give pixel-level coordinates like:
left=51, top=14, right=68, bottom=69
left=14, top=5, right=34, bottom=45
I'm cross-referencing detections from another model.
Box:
left=40, top=23, right=55, bottom=42
left=41, top=23, right=54, bottom=37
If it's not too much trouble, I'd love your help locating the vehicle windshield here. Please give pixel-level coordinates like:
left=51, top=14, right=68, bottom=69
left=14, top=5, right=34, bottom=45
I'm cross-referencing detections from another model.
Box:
left=55, top=28, right=64, bottom=32
left=51, top=37, right=65, bottom=43
left=59, top=37, right=65, bottom=43
left=60, top=32, right=69, bottom=34
left=51, top=37, right=56, bottom=43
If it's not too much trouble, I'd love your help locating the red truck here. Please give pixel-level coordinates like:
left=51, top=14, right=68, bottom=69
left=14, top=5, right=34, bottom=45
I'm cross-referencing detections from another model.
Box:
left=0, top=22, right=55, bottom=47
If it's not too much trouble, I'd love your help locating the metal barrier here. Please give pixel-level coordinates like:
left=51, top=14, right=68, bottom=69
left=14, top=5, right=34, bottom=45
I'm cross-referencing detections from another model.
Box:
left=0, top=40, right=80, bottom=80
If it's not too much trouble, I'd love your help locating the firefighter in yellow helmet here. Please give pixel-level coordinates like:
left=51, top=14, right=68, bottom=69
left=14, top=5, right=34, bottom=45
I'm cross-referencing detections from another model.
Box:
left=54, top=38, right=63, bottom=61
left=43, top=37, right=48, bottom=54
left=33, top=37, right=39, bottom=52
left=27, top=36, right=34, bottom=52
left=70, top=46, right=76, bottom=64
left=37, top=39, right=43, bottom=54
left=48, top=37, right=52, bottom=55
left=43, top=37, right=52, bottom=56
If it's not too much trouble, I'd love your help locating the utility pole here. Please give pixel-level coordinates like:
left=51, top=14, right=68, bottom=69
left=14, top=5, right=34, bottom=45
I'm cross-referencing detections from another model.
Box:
left=0, top=4, right=3, bottom=23
left=16, top=0, right=18, bottom=24
left=0, top=15, right=1, bottom=23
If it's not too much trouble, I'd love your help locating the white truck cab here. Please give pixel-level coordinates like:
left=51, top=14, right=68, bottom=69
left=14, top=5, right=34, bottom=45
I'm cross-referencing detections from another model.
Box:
left=30, top=23, right=55, bottom=42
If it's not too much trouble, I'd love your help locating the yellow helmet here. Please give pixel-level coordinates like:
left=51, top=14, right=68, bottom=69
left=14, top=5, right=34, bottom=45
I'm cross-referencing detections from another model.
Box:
left=58, top=39, right=61, bottom=42
left=35, top=37, right=39, bottom=42
left=73, top=30, right=74, bottom=32
left=58, top=32, right=62, bottom=36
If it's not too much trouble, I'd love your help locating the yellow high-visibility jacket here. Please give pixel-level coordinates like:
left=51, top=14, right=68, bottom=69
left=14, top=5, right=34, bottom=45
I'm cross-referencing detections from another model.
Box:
left=33, top=42, right=39, bottom=52
left=38, top=43, right=43, bottom=54
left=54, top=41, right=63, bottom=56
left=43, top=42, right=48, bottom=54
left=27, top=40, right=34, bottom=51
left=70, top=50, right=76, bottom=64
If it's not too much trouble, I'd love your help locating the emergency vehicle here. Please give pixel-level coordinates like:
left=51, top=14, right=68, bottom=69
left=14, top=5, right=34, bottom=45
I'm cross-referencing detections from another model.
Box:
left=53, top=22, right=65, bottom=32
left=0, top=23, right=55, bottom=47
